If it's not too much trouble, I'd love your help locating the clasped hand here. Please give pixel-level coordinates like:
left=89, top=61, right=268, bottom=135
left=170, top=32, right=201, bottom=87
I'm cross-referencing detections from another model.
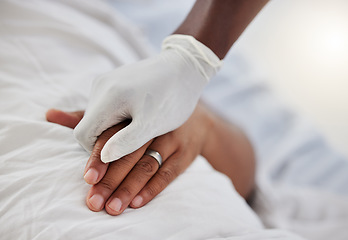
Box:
left=46, top=103, right=213, bottom=215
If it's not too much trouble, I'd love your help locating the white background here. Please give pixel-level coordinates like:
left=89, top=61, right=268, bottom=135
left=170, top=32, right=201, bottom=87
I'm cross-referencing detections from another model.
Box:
left=236, top=0, right=348, bottom=157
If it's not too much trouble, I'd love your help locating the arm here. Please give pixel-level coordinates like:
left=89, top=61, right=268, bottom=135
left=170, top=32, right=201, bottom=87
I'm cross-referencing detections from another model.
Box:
left=174, top=0, right=269, bottom=59
left=201, top=105, right=255, bottom=198
left=73, top=0, right=268, bottom=164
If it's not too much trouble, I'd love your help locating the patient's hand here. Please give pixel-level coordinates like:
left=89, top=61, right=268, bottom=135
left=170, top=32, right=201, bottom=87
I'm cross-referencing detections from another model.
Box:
left=46, top=104, right=213, bottom=216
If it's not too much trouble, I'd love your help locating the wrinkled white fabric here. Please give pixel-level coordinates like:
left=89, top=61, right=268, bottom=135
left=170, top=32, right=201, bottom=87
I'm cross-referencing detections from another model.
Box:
left=3, top=0, right=348, bottom=239
left=0, top=1, right=261, bottom=239
left=201, top=46, right=348, bottom=240
left=0, top=1, right=308, bottom=239
left=73, top=34, right=222, bottom=163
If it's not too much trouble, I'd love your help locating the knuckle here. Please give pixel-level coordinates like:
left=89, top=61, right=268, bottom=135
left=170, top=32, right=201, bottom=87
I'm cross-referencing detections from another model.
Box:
left=98, top=177, right=117, bottom=192
left=135, top=160, right=157, bottom=175
left=157, top=167, right=178, bottom=185
left=118, top=186, right=132, bottom=197
left=120, top=153, right=139, bottom=166
left=172, top=136, right=182, bottom=147
left=90, top=150, right=101, bottom=161
left=144, top=185, right=159, bottom=198
left=164, top=132, right=179, bottom=146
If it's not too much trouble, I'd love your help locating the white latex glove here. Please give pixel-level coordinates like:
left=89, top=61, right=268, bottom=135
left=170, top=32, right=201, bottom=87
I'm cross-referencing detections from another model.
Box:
left=74, top=34, right=222, bottom=163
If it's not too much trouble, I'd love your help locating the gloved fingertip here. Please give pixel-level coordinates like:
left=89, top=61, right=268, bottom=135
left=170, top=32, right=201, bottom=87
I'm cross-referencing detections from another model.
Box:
left=73, top=125, right=95, bottom=153
left=100, top=122, right=145, bottom=163
left=100, top=155, right=113, bottom=164
left=100, top=146, right=120, bottom=163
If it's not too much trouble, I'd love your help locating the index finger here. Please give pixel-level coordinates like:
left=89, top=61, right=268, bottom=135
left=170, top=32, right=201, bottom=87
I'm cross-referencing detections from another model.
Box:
left=84, top=120, right=131, bottom=185
left=86, top=139, right=153, bottom=212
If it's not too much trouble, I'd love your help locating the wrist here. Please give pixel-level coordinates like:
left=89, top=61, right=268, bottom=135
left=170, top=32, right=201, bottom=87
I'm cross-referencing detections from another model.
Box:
left=173, top=0, right=269, bottom=59
left=199, top=104, right=217, bottom=159
left=161, top=34, right=222, bottom=82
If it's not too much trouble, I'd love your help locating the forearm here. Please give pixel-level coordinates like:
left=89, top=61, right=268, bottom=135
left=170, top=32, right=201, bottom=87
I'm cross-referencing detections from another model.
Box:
left=201, top=107, right=255, bottom=199
left=174, top=0, right=269, bottom=59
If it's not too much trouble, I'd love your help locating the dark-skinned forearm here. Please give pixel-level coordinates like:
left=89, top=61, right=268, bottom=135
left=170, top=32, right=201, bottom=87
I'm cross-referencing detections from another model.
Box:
left=201, top=108, right=256, bottom=200
left=174, top=0, right=269, bottom=59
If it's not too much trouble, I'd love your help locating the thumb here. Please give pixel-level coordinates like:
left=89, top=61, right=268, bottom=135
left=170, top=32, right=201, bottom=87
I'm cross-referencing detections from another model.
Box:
left=100, top=121, right=152, bottom=163
left=46, top=109, right=85, bottom=129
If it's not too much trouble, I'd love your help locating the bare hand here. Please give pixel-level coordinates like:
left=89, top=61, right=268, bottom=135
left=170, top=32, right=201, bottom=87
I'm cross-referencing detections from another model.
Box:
left=46, top=105, right=212, bottom=216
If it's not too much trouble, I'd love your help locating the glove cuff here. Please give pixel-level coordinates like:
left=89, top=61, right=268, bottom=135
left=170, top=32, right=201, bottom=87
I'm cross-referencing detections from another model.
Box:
left=162, top=34, right=223, bottom=82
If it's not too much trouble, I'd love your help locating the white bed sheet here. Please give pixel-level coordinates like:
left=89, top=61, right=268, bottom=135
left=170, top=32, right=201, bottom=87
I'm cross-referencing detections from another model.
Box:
left=0, top=0, right=305, bottom=239
left=111, top=0, right=348, bottom=239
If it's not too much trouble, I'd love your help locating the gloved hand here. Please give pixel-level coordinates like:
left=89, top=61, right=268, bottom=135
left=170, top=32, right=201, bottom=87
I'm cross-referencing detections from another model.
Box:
left=74, top=34, right=222, bottom=163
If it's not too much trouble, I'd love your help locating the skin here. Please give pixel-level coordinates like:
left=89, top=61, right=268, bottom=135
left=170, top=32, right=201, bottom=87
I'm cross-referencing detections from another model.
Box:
left=46, top=103, right=255, bottom=216
left=45, top=0, right=268, bottom=215
left=174, top=0, right=269, bottom=59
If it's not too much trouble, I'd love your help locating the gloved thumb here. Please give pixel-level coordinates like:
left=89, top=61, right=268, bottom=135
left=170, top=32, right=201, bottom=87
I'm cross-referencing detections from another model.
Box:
left=100, top=121, right=150, bottom=163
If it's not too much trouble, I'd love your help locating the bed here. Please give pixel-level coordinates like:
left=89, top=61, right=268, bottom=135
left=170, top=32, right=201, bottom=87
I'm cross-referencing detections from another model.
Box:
left=1, top=0, right=348, bottom=239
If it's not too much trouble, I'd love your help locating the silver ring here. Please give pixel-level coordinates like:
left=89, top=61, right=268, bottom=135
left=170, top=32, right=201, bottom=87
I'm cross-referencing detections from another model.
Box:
left=144, top=149, right=163, bottom=167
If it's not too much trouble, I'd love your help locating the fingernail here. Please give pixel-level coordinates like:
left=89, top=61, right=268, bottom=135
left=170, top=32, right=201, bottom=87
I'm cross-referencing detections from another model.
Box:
left=131, top=196, right=143, bottom=207
left=84, top=168, right=98, bottom=184
left=108, top=198, right=122, bottom=212
left=89, top=194, right=104, bottom=210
